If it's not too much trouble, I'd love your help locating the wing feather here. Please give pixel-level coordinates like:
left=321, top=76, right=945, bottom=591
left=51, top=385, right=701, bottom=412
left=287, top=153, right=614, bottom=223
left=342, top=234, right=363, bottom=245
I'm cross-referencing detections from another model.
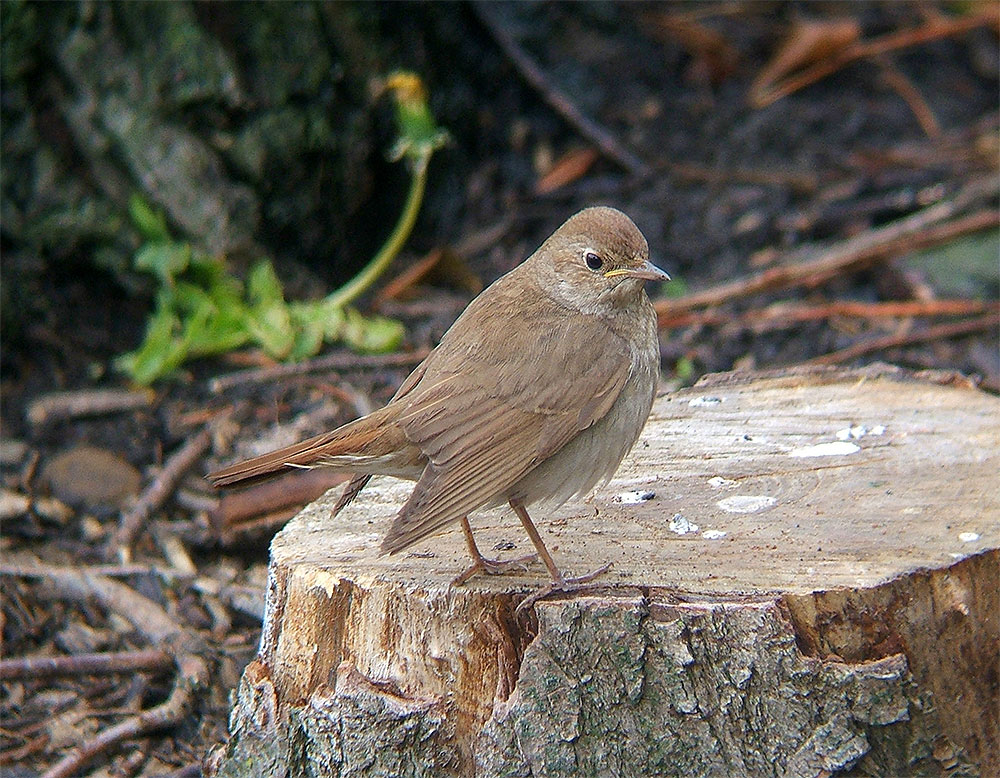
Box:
left=379, top=289, right=635, bottom=553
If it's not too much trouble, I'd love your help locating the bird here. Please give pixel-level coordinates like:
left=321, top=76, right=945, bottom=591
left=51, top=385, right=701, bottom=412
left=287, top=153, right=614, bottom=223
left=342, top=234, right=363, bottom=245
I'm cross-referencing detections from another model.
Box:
left=209, top=206, right=668, bottom=604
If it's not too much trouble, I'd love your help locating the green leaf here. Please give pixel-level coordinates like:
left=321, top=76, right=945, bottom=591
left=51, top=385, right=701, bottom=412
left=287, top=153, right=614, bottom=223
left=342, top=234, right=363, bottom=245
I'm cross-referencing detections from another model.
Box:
left=900, top=229, right=999, bottom=299
left=247, top=304, right=294, bottom=359
left=675, top=356, right=695, bottom=383
left=128, top=194, right=170, bottom=243
left=341, top=308, right=405, bottom=354
left=115, top=292, right=187, bottom=384
left=134, top=242, right=191, bottom=284
left=243, top=260, right=295, bottom=357
left=290, top=317, right=326, bottom=360
left=247, top=260, right=285, bottom=306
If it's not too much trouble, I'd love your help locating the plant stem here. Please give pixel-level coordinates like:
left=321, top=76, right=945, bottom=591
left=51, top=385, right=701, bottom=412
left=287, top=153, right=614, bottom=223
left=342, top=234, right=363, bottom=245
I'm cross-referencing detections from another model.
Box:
left=326, top=154, right=429, bottom=311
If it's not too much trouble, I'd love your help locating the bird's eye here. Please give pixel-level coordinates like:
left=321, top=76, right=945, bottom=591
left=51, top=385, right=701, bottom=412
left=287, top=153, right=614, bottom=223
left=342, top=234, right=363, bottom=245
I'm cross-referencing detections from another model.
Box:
left=584, top=251, right=603, bottom=271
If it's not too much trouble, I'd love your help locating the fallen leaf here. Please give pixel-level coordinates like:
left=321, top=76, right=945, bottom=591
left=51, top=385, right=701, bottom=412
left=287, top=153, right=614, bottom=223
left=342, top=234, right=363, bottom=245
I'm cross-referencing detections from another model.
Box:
left=535, top=147, right=599, bottom=195
left=750, top=18, right=861, bottom=106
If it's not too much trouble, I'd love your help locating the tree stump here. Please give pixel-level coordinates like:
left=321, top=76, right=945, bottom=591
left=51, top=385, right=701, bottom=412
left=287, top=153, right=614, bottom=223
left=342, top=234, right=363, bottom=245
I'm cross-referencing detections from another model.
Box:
left=209, top=365, right=998, bottom=778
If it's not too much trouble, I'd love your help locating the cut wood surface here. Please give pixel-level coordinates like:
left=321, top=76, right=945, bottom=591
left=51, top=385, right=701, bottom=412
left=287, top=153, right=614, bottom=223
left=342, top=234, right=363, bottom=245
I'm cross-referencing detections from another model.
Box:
left=211, top=365, right=998, bottom=778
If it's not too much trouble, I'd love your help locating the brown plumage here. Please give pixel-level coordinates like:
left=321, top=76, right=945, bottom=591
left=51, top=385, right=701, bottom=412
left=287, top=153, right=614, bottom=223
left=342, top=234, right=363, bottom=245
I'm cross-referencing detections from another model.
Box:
left=209, top=207, right=667, bottom=592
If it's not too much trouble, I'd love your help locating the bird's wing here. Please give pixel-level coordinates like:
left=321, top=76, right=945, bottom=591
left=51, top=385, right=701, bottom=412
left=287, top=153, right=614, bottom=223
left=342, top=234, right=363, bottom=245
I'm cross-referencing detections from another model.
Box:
left=380, top=303, right=632, bottom=554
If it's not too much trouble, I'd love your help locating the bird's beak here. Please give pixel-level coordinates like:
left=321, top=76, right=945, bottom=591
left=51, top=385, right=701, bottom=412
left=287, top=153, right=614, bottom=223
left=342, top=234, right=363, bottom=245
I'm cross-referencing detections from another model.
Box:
left=604, top=260, right=671, bottom=282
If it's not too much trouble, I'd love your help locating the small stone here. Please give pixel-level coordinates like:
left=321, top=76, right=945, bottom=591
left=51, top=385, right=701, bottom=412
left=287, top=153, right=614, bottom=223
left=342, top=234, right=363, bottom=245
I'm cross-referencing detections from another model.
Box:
left=41, top=445, right=142, bottom=516
left=0, top=439, right=28, bottom=466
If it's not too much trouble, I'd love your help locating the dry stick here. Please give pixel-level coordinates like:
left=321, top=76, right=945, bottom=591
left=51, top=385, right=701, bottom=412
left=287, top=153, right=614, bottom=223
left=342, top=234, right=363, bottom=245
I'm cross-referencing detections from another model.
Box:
left=751, top=10, right=997, bottom=107
left=807, top=313, right=1000, bottom=366
left=664, top=161, right=819, bottom=194
left=113, top=424, right=214, bottom=561
left=38, top=570, right=209, bottom=778
left=654, top=194, right=998, bottom=323
left=0, top=733, right=50, bottom=765
left=41, top=671, right=202, bottom=778
left=875, top=55, right=941, bottom=139
left=744, top=300, right=1000, bottom=331
left=0, top=649, right=173, bottom=681
left=0, top=562, right=179, bottom=578
left=209, top=346, right=431, bottom=393
left=660, top=299, right=1000, bottom=331
left=472, top=3, right=651, bottom=178
left=26, top=388, right=155, bottom=428
left=211, top=468, right=350, bottom=539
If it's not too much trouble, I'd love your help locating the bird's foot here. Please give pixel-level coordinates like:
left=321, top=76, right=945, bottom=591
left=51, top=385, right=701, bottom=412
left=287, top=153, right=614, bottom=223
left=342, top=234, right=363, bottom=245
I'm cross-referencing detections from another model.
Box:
left=451, top=553, right=538, bottom=586
left=514, top=562, right=613, bottom=615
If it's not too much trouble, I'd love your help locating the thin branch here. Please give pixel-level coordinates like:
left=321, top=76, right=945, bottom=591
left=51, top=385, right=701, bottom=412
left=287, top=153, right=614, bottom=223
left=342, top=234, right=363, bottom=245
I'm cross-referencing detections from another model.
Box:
left=659, top=299, right=1000, bottom=331
left=655, top=184, right=998, bottom=324
left=40, top=669, right=205, bottom=778
left=472, top=3, right=650, bottom=178
left=876, top=55, right=941, bottom=139
left=0, top=649, right=172, bottom=681
left=27, top=388, right=156, bottom=428
left=0, top=561, right=181, bottom=579
left=37, top=571, right=210, bottom=778
left=806, top=313, right=999, bottom=365
left=210, top=468, right=350, bottom=541
left=750, top=10, right=997, bottom=108
left=112, top=425, right=214, bottom=561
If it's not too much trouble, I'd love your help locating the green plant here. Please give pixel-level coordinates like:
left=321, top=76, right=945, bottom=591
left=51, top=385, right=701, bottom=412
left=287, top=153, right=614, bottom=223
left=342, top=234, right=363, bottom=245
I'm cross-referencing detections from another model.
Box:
left=116, top=71, right=448, bottom=385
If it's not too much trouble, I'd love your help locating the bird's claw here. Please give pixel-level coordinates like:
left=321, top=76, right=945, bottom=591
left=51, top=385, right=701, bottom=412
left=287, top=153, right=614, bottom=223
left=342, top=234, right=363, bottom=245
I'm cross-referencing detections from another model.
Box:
left=451, top=553, right=538, bottom=586
left=514, top=562, right=613, bottom=615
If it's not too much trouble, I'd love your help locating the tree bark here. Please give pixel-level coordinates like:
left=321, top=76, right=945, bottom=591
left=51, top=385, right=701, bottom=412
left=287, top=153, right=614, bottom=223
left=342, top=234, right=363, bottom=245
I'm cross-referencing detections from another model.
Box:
left=208, top=365, right=998, bottom=777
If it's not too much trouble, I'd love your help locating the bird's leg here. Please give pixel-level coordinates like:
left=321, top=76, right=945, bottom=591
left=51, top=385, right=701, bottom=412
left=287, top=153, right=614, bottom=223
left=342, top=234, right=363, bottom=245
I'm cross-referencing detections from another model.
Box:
left=509, top=499, right=612, bottom=613
left=451, top=516, right=538, bottom=586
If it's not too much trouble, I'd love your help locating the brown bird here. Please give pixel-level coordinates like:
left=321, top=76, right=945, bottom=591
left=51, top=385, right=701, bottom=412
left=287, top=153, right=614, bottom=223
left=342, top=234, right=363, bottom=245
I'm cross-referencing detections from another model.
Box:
left=209, top=207, right=668, bottom=603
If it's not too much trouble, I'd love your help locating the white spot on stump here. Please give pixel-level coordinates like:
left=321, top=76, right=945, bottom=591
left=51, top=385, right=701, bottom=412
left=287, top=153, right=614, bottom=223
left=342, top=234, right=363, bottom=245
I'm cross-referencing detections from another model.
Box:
left=668, top=514, right=700, bottom=535
left=717, top=495, right=776, bottom=514
left=836, top=424, right=886, bottom=440
left=614, top=490, right=656, bottom=504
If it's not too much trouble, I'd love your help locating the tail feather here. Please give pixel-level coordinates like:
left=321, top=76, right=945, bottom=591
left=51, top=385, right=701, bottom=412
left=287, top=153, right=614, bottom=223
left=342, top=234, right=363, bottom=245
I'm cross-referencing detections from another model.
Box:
left=208, top=411, right=400, bottom=488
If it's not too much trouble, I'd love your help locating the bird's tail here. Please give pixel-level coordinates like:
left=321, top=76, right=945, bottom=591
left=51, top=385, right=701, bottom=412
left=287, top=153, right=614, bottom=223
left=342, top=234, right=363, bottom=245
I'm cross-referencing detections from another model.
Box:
left=207, top=409, right=398, bottom=488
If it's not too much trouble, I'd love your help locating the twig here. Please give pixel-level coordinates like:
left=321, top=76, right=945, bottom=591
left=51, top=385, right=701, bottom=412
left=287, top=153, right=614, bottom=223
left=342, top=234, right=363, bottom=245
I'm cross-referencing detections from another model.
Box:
left=0, top=733, right=51, bottom=765
left=374, top=247, right=445, bottom=304
left=0, top=561, right=183, bottom=579
left=472, top=3, right=650, bottom=178
left=0, top=649, right=173, bottom=681
left=806, top=313, right=999, bottom=365
left=210, top=468, right=350, bottom=541
left=659, top=299, right=1000, bottom=331
left=38, top=570, right=209, bottom=778
left=665, top=161, right=819, bottom=194
left=113, top=424, right=215, bottom=561
left=654, top=186, right=998, bottom=323
left=748, top=300, right=999, bottom=328
left=876, top=55, right=941, bottom=139
left=750, top=10, right=997, bottom=108
left=209, top=346, right=430, bottom=393
left=40, top=669, right=204, bottom=778
left=26, top=388, right=155, bottom=428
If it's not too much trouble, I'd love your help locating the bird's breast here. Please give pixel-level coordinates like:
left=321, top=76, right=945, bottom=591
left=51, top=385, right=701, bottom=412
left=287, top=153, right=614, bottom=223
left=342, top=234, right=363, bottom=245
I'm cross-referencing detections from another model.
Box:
left=504, top=307, right=660, bottom=508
